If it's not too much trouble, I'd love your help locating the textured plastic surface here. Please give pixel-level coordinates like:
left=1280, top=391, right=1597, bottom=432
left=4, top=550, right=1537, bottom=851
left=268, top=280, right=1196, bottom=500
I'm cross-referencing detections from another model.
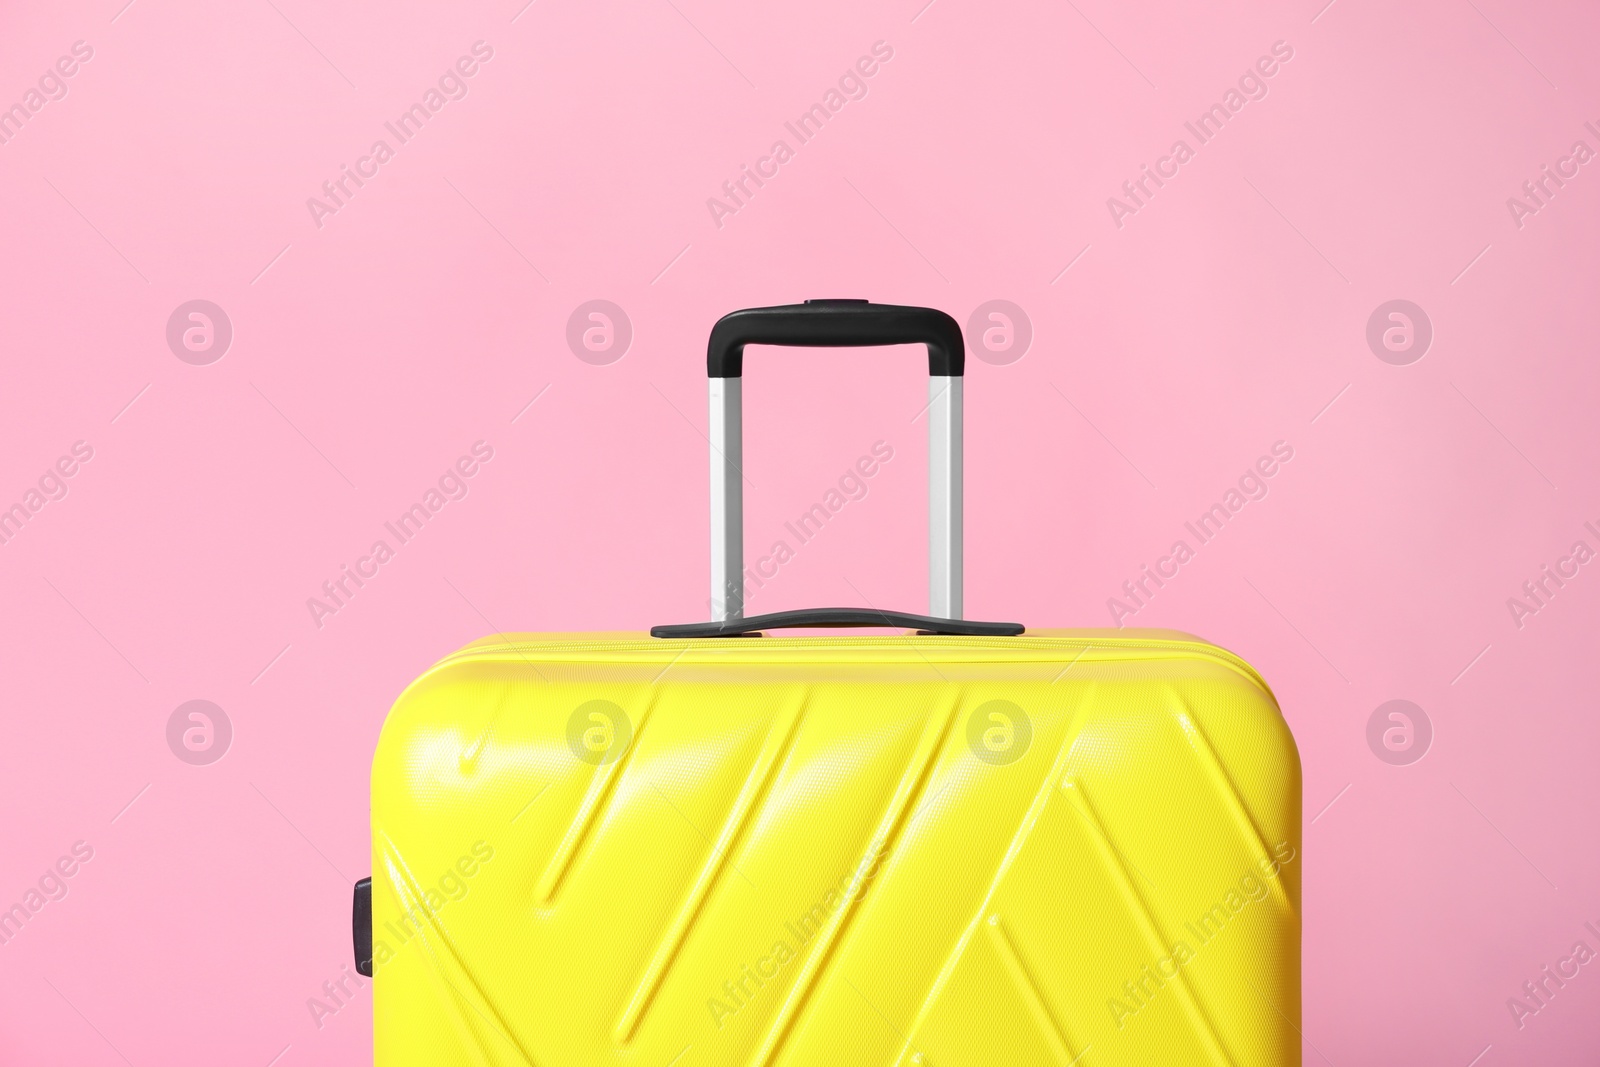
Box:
left=370, top=629, right=1300, bottom=1066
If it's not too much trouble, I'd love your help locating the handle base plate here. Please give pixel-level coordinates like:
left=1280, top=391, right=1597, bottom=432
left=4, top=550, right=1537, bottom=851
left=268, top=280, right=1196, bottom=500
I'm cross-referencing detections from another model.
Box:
left=652, top=608, right=1023, bottom=639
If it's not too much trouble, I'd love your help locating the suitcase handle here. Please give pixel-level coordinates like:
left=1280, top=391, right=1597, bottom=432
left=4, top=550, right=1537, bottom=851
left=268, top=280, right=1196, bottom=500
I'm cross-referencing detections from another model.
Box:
left=702, top=299, right=967, bottom=624
left=651, top=607, right=1022, bottom=638
left=706, top=300, right=964, bottom=378
left=352, top=877, right=373, bottom=977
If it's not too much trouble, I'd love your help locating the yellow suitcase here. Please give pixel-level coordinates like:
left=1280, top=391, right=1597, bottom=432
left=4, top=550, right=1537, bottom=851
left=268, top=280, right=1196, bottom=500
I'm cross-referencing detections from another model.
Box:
left=359, top=301, right=1301, bottom=1066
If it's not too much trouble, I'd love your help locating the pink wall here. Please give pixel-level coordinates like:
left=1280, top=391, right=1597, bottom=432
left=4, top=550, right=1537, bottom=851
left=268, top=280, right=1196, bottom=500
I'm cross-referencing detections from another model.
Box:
left=2, top=0, right=1597, bottom=1063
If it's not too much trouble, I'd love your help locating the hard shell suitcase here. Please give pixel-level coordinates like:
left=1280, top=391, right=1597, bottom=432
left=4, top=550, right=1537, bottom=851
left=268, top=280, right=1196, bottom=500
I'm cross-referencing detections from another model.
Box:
left=360, top=301, right=1302, bottom=1066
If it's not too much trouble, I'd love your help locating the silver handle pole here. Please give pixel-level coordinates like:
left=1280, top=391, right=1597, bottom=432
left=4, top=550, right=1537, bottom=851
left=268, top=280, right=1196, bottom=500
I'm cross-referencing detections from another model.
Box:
left=928, top=376, right=963, bottom=619
left=708, top=373, right=964, bottom=624
left=709, top=377, right=743, bottom=622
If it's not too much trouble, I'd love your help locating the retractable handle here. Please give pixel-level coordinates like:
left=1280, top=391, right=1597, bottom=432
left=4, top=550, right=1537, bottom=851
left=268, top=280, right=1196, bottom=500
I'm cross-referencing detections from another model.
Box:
left=706, top=299, right=965, bottom=623
left=706, top=299, right=965, bottom=378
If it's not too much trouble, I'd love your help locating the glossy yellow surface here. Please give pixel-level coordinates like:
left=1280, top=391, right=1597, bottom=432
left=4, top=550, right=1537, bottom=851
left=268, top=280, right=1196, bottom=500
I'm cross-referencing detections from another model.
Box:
left=371, top=629, right=1300, bottom=1066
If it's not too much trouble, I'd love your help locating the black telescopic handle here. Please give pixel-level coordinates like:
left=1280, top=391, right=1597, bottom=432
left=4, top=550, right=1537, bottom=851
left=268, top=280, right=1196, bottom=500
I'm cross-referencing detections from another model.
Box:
left=706, top=300, right=965, bottom=378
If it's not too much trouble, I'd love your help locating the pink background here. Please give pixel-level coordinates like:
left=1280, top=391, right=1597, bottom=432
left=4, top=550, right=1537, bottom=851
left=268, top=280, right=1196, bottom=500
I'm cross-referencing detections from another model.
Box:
left=2, top=0, right=1597, bottom=1063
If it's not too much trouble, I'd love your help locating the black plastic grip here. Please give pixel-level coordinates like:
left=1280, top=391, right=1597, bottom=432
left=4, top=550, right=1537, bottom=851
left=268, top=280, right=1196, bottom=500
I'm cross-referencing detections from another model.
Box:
left=707, top=300, right=964, bottom=378
left=353, top=877, right=373, bottom=977
left=651, top=607, right=1022, bottom=638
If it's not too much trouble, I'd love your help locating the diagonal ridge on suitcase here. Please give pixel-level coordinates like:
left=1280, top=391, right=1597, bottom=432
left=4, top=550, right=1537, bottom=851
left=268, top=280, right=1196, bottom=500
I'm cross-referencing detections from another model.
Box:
left=534, top=691, right=660, bottom=905
left=1060, top=775, right=1240, bottom=1067
left=377, top=830, right=544, bottom=1066
left=615, top=691, right=812, bottom=1044
left=984, top=913, right=1089, bottom=1066
left=887, top=693, right=1086, bottom=1067
left=747, top=690, right=965, bottom=1067
left=373, top=638, right=1299, bottom=1065
left=1171, top=707, right=1294, bottom=917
